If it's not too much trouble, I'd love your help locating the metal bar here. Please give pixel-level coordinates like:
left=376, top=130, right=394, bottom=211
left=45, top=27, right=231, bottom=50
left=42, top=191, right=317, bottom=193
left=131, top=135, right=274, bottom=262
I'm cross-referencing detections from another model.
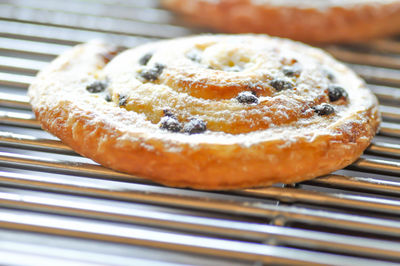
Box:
left=380, top=105, right=400, bottom=121
left=239, top=186, right=400, bottom=216
left=0, top=248, right=176, bottom=266
left=1, top=187, right=400, bottom=261
left=326, top=46, right=400, bottom=69
left=0, top=249, right=99, bottom=266
left=0, top=234, right=186, bottom=266
left=1, top=171, right=400, bottom=241
left=0, top=92, right=30, bottom=109
left=0, top=151, right=141, bottom=181
left=349, top=64, right=400, bottom=87
left=366, top=141, right=400, bottom=158
left=0, top=110, right=39, bottom=128
left=369, top=84, right=400, bottom=102
left=0, top=36, right=69, bottom=57
left=1, top=209, right=368, bottom=266
left=75, top=0, right=161, bottom=8
left=0, top=72, right=32, bottom=88
left=379, top=122, right=400, bottom=138
left=9, top=0, right=174, bottom=25
left=0, top=56, right=47, bottom=73
left=2, top=149, right=400, bottom=217
left=0, top=232, right=179, bottom=266
left=0, top=20, right=153, bottom=47
left=0, top=131, right=76, bottom=155
left=349, top=157, right=400, bottom=177
left=0, top=4, right=191, bottom=39
left=307, top=174, right=400, bottom=196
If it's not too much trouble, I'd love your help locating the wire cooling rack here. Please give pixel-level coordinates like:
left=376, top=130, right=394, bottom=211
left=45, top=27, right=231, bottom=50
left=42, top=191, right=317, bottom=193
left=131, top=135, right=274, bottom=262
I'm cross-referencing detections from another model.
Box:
left=2, top=0, right=400, bottom=265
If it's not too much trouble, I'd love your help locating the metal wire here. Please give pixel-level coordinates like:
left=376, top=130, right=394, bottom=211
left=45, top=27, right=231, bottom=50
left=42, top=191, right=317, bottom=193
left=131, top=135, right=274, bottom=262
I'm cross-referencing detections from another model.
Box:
left=2, top=0, right=400, bottom=265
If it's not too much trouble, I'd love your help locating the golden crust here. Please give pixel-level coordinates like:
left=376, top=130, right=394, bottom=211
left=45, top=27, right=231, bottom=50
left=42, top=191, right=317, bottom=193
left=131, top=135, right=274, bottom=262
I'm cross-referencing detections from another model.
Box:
left=28, top=35, right=380, bottom=190
left=162, top=0, right=400, bottom=43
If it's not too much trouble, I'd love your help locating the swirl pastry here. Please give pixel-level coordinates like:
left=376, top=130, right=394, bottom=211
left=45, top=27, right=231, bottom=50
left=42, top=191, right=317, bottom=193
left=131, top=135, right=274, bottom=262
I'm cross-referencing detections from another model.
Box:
left=162, top=0, right=400, bottom=43
left=29, top=35, right=380, bottom=189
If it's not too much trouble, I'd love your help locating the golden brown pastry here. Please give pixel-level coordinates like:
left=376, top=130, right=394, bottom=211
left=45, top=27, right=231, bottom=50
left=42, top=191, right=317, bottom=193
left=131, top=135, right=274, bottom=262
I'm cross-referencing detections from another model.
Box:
left=28, top=35, right=380, bottom=189
left=162, top=0, right=400, bottom=43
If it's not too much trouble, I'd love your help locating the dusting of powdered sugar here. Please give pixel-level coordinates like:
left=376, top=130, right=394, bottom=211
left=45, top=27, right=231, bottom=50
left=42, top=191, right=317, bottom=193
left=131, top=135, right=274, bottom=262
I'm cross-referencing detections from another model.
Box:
left=29, top=37, right=378, bottom=154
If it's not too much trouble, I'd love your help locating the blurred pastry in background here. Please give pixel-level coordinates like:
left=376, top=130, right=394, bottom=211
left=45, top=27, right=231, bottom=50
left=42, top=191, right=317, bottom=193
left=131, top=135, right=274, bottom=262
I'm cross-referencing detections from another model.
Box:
left=162, top=0, right=400, bottom=43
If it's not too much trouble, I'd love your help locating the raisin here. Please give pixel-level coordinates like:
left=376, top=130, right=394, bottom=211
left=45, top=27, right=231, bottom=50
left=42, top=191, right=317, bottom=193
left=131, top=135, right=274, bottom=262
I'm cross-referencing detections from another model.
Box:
left=312, top=104, right=335, bottom=116
left=328, top=85, right=348, bottom=102
left=236, top=91, right=258, bottom=104
left=140, top=63, right=165, bottom=81
left=160, top=116, right=182, bottom=132
left=327, top=72, right=336, bottom=81
left=270, top=79, right=294, bottom=91
left=86, top=80, right=107, bottom=93
left=163, top=109, right=176, bottom=118
left=183, top=118, right=207, bottom=134
left=105, top=93, right=112, bottom=102
left=119, top=95, right=128, bottom=106
left=139, top=53, right=153, bottom=65
left=282, top=66, right=301, bottom=77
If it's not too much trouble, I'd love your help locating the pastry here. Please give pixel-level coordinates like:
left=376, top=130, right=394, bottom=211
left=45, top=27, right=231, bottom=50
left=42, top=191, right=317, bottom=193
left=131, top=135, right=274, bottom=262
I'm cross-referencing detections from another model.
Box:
left=162, top=0, right=400, bottom=43
left=28, top=35, right=380, bottom=189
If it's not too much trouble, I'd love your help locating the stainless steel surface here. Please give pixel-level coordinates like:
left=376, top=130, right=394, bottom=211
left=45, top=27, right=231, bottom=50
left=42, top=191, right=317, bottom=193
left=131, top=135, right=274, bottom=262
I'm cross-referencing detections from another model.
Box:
left=1, top=0, right=400, bottom=265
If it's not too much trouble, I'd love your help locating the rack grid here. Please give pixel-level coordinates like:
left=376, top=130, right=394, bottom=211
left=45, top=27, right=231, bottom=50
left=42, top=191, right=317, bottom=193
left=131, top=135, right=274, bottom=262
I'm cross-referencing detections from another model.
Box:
left=2, top=1, right=400, bottom=265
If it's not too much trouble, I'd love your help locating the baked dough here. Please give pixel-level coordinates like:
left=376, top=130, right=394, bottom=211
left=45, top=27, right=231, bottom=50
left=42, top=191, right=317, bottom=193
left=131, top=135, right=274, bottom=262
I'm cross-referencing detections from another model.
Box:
left=162, top=0, right=400, bottom=43
left=28, top=35, right=380, bottom=189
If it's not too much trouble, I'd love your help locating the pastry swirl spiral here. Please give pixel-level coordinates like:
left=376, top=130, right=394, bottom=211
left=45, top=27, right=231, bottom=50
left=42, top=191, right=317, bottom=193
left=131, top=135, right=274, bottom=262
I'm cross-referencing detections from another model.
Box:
left=29, top=35, right=380, bottom=189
